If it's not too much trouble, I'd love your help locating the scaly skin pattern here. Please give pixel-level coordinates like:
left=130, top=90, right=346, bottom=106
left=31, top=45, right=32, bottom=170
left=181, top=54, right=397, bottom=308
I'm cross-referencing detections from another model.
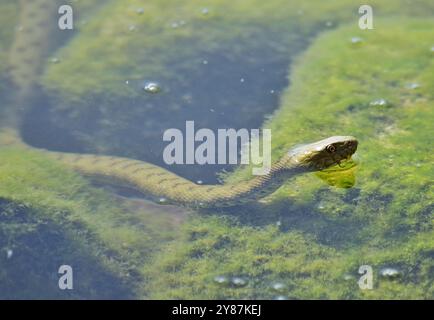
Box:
left=4, top=2, right=358, bottom=208
left=9, top=0, right=58, bottom=103
left=0, top=128, right=357, bottom=208
left=48, top=152, right=294, bottom=208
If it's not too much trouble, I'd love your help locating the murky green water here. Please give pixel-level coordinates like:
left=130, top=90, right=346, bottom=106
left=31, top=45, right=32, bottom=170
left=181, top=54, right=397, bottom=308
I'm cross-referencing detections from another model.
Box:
left=0, top=0, right=433, bottom=299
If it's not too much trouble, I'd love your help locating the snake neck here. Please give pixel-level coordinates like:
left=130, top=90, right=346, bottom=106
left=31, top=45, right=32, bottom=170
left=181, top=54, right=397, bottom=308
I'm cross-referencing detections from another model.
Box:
left=188, top=155, right=304, bottom=207
left=241, top=155, right=304, bottom=192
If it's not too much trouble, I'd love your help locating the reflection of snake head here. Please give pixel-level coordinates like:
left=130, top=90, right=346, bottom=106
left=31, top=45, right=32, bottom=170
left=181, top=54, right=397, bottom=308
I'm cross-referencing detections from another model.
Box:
left=286, top=136, right=358, bottom=171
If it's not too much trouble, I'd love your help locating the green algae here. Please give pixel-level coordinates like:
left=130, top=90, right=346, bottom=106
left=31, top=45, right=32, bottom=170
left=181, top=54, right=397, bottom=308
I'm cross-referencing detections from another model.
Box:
left=143, top=216, right=433, bottom=299
left=42, top=0, right=434, bottom=101
left=315, top=160, right=358, bottom=189
left=0, top=147, right=183, bottom=298
left=142, top=19, right=434, bottom=299
left=0, top=0, right=432, bottom=299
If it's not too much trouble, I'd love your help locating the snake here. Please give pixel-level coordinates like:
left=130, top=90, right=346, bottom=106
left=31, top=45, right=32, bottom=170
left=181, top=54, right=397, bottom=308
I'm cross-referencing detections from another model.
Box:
left=1, top=0, right=358, bottom=208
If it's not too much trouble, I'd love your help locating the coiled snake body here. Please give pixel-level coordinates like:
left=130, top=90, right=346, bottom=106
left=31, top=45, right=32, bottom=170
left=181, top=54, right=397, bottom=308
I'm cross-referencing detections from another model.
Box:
left=2, top=0, right=358, bottom=208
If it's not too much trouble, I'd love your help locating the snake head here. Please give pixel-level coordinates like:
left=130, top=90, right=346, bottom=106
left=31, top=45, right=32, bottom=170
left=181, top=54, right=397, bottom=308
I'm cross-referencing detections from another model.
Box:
left=287, top=136, right=358, bottom=171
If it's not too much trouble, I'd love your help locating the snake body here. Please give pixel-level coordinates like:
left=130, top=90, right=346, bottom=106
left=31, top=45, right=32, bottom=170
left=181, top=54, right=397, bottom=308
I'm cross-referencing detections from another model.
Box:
left=3, top=0, right=358, bottom=208
left=8, top=0, right=58, bottom=117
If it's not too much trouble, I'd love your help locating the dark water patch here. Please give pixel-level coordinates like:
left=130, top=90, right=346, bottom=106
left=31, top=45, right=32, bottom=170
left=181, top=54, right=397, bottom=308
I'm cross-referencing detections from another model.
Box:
left=0, top=78, right=18, bottom=124
left=20, top=92, right=86, bottom=153
left=200, top=196, right=366, bottom=250
left=342, top=187, right=361, bottom=204
left=0, top=198, right=136, bottom=299
left=414, top=203, right=434, bottom=232
left=22, top=28, right=309, bottom=184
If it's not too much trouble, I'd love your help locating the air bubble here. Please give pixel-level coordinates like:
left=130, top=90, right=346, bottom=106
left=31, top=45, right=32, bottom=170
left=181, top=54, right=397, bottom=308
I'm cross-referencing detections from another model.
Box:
left=369, top=98, right=391, bottom=108
left=350, top=37, right=363, bottom=44
left=143, top=82, right=162, bottom=94
left=181, top=94, right=193, bottom=104
left=406, top=82, right=420, bottom=90
left=271, top=282, right=286, bottom=292
left=213, top=275, right=228, bottom=285
left=171, top=20, right=186, bottom=29
left=343, top=274, right=354, bottom=281
left=231, top=277, right=247, bottom=287
left=379, top=267, right=401, bottom=279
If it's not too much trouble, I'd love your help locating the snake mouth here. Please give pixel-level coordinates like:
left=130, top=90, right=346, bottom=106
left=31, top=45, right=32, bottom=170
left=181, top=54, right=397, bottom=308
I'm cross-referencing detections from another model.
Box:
left=338, top=154, right=353, bottom=167
left=325, top=154, right=357, bottom=172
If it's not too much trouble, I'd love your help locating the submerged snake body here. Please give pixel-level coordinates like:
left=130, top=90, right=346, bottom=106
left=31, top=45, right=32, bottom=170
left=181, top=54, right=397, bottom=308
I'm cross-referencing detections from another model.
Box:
left=8, top=0, right=58, bottom=111
left=4, top=1, right=358, bottom=208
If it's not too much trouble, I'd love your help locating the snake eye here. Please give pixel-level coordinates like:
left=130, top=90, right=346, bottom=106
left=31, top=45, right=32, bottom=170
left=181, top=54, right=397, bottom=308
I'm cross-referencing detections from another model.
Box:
left=326, top=144, right=336, bottom=153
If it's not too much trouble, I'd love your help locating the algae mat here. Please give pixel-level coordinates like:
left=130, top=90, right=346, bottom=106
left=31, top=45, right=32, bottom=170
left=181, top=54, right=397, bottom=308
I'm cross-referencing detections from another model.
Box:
left=0, top=0, right=433, bottom=299
left=144, top=19, right=434, bottom=299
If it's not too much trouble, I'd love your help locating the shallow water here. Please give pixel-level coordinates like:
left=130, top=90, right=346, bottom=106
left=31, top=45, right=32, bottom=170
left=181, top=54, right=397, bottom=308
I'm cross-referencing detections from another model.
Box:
left=0, top=0, right=433, bottom=299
